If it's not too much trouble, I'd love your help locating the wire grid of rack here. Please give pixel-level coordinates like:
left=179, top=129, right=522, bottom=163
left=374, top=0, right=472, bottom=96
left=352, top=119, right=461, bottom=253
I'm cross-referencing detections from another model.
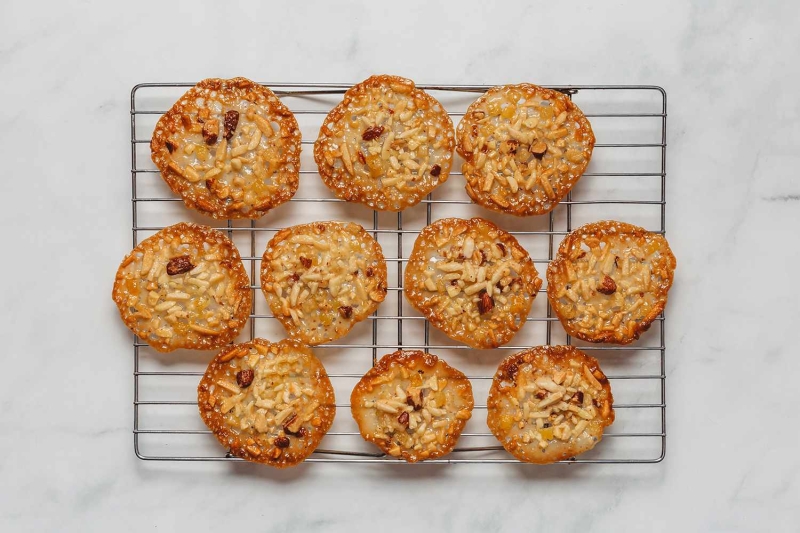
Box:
left=130, top=82, right=667, bottom=464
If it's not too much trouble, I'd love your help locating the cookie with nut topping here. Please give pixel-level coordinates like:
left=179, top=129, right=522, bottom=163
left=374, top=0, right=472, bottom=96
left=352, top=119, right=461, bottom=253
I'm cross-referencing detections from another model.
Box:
left=151, top=77, right=301, bottom=219
left=487, top=346, right=614, bottom=464
left=404, top=217, right=542, bottom=349
left=261, top=221, right=388, bottom=345
left=456, top=84, right=595, bottom=216
left=547, top=221, right=676, bottom=344
left=198, top=339, right=335, bottom=467
left=112, top=222, right=251, bottom=352
left=351, top=351, right=473, bottom=462
left=314, top=75, right=455, bottom=211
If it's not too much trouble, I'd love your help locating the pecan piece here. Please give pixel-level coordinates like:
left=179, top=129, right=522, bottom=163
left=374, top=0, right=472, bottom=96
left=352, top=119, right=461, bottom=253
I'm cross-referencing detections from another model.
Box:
left=430, top=164, right=442, bottom=177
left=274, top=436, right=290, bottom=449
left=289, top=272, right=300, bottom=283
left=406, top=387, right=423, bottom=410
left=283, top=414, right=304, bottom=435
left=235, top=369, right=254, bottom=388
left=201, top=119, right=219, bottom=145
left=166, top=255, right=194, bottom=275
left=597, top=275, right=617, bottom=295
left=223, top=110, right=239, bottom=140
left=505, top=361, right=520, bottom=381
left=397, top=412, right=409, bottom=427
left=165, top=139, right=178, bottom=154
left=299, top=256, right=312, bottom=269
left=338, top=306, right=353, bottom=319
left=593, top=369, right=609, bottom=385
left=357, top=150, right=366, bottom=165
left=477, top=289, right=494, bottom=315
left=531, top=141, right=548, bottom=159
left=365, top=266, right=374, bottom=277
left=572, top=391, right=584, bottom=404
left=362, top=125, right=385, bottom=141
left=496, top=242, right=506, bottom=255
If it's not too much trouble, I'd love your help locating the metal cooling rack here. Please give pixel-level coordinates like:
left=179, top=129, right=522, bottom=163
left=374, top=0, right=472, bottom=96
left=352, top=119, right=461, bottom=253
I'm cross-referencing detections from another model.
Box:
left=130, top=82, right=667, bottom=464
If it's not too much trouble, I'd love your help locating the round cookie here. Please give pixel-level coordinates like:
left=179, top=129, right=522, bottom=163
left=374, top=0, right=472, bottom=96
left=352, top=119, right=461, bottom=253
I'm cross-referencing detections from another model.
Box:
left=260, top=221, right=388, bottom=345
left=547, top=220, right=676, bottom=344
left=404, top=217, right=542, bottom=349
left=487, top=346, right=615, bottom=464
left=112, top=222, right=251, bottom=352
left=456, top=84, right=595, bottom=216
left=350, top=350, right=473, bottom=463
left=151, top=77, right=301, bottom=219
left=197, top=338, right=335, bottom=467
left=314, top=75, right=455, bottom=211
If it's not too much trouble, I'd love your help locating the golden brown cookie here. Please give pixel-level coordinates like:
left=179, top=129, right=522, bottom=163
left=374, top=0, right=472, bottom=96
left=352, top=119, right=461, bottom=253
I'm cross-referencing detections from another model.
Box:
left=112, top=222, right=251, bottom=352
left=404, top=217, right=542, bottom=349
left=456, top=84, right=594, bottom=216
left=350, top=351, right=473, bottom=462
left=487, top=346, right=615, bottom=464
left=547, top=221, right=676, bottom=344
left=260, top=221, right=388, bottom=345
left=197, top=338, right=335, bottom=467
left=151, top=77, right=301, bottom=219
left=314, top=75, right=455, bottom=211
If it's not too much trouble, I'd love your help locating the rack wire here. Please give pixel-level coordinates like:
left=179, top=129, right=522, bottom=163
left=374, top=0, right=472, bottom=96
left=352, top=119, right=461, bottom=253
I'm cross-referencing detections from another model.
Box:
left=130, top=82, right=667, bottom=464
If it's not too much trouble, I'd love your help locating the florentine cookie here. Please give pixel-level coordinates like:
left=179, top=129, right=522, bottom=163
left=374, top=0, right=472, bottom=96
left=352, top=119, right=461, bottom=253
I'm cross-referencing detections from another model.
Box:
left=198, top=339, right=335, bottom=467
left=404, top=217, right=542, bottom=349
left=151, top=77, right=301, bottom=219
left=314, top=75, right=455, bottom=211
left=112, top=222, right=251, bottom=352
left=547, top=221, right=676, bottom=344
left=456, top=84, right=594, bottom=216
left=487, top=346, right=614, bottom=464
left=261, top=221, right=388, bottom=345
left=350, top=351, right=473, bottom=462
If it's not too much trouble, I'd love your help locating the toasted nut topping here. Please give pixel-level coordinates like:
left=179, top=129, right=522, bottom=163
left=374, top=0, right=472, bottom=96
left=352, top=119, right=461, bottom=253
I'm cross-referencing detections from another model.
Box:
left=597, top=275, right=617, bottom=295
left=165, top=139, right=178, bottom=153
left=362, top=125, right=385, bottom=141
left=338, top=306, right=353, bottom=319
left=366, top=266, right=375, bottom=277
left=223, top=110, right=239, bottom=140
left=274, top=436, right=290, bottom=448
left=166, top=255, right=194, bottom=276
left=531, top=141, right=548, bottom=159
left=236, top=369, right=254, bottom=388
left=430, top=164, right=442, bottom=177
left=299, top=256, right=312, bottom=269
left=477, top=289, right=495, bottom=315
left=202, top=119, right=219, bottom=145
left=397, top=411, right=409, bottom=426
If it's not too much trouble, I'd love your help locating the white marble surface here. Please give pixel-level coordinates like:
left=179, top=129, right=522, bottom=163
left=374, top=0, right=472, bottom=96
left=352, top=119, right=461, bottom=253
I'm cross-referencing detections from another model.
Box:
left=1, top=0, right=799, bottom=530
